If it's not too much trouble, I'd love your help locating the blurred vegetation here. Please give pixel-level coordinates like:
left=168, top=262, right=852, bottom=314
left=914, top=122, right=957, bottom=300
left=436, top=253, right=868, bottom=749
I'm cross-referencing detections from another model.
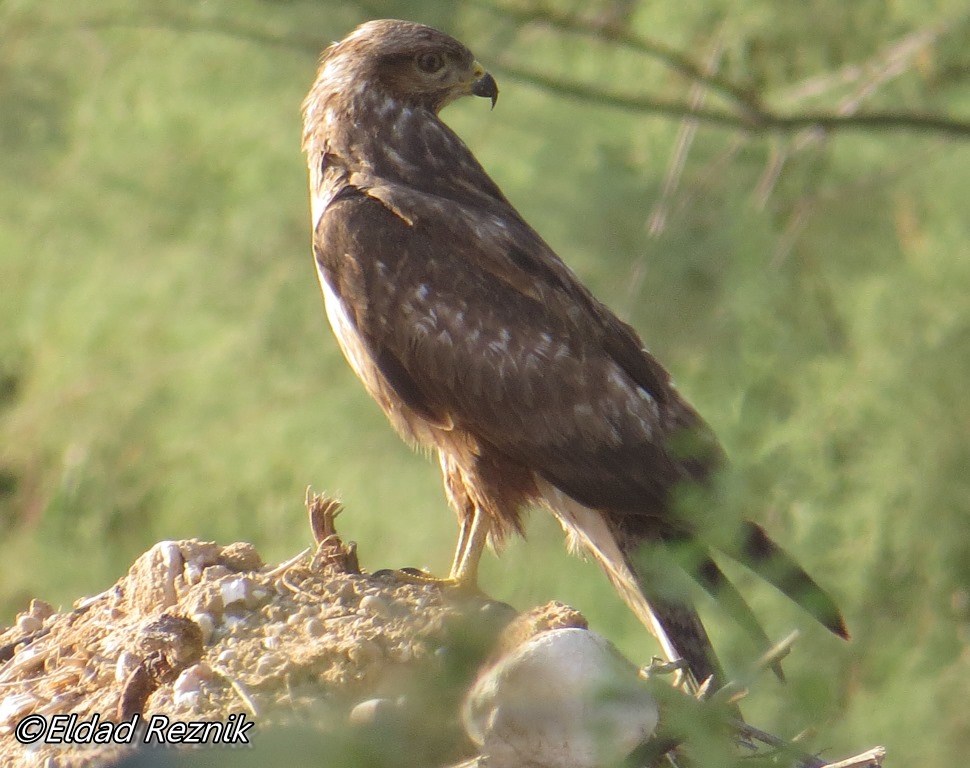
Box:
left=1, top=0, right=968, bottom=764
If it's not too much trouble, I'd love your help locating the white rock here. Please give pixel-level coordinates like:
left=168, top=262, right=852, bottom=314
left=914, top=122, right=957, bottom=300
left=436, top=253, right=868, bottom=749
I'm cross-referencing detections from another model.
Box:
left=463, top=628, right=658, bottom=768
left=220, top=576, right=256, bottom=609
left=348, top=697, right=395, bottom=726
left=114, top=650, right=141, bottom=684
left=0, top=693, right=38, bottom=726
left=172, top=663, right=212, bottom=710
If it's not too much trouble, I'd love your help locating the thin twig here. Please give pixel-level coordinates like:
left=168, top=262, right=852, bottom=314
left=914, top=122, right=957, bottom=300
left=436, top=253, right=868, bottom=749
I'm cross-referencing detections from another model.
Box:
left=647, top=29, right=725, bottom=237
left=263, top=547, right=312, bottom=579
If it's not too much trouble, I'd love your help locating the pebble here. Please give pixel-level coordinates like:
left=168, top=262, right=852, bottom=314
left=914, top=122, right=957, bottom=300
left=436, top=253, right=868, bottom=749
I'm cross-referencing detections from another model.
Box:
left=114, top=650, right=141, bottom=684
left=203, top=565, right=233, bottom=582
left=348, top=697, right=394, bottom=726
left=347, top=638, right=382, bottom=665
left=220, top=576, right=257, bottom=609
left=305, top=618, right=326, bottom=637
left=358, top=594, right=391, bottom=617
left=184, top=561, right=204, bottom=585
left=16, top=615, right=43, bottom=635
left=333, top=581, right=358, bottom=605
left=263, top=635, right=282, bottom=650
left=220, top=541, right=263, bottom=572
left=28, top=599, right=55, bottom=621
left=255, top=653, right=284, bottom=676
left=191, top=612, right=215, bottom=644
left=0, top=693, right=38, bottom=726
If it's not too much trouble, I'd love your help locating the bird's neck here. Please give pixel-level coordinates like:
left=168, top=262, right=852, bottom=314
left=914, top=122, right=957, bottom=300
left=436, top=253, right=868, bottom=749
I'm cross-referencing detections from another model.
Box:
left=303, top=88, right=506, bottom=215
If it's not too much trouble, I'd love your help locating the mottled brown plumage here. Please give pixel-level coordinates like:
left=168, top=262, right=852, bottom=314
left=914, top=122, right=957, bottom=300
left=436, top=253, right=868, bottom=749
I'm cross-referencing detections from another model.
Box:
left=302, top=19, right=847, bottom=690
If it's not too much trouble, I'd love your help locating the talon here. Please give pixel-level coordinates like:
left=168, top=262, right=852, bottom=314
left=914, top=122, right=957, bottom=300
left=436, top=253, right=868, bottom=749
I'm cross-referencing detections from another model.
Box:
left=372, top=567, right=469, bottom=589
left=641, top=656, right=689, bottom=678
left=399, top=567, right=431, bottom=578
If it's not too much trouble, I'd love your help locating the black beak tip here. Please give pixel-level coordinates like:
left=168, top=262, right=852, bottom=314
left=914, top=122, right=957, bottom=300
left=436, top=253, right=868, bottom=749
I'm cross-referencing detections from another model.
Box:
left=472, top=72, right=498, bottom=109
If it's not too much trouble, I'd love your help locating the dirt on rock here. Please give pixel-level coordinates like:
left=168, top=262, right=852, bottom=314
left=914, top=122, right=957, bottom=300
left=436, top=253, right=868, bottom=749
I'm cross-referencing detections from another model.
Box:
left=0, top=495, right=546, bottom=768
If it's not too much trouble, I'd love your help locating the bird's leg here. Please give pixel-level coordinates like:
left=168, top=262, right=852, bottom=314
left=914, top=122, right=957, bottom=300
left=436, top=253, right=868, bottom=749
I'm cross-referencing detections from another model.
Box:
left=449, top=515, right=473, bottom=577
left=383, top=509, right=488, bottom=591
left=448, top=506, right=490, bottom=587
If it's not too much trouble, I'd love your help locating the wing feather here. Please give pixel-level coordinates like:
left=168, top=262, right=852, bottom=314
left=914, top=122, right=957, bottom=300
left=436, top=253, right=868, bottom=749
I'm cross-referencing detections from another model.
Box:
left=314, top=182, right=716, bottom=516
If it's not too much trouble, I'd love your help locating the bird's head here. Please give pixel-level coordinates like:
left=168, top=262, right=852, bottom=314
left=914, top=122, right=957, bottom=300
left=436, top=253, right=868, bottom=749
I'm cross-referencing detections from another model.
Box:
left=307, top=19, right=498, bottom=118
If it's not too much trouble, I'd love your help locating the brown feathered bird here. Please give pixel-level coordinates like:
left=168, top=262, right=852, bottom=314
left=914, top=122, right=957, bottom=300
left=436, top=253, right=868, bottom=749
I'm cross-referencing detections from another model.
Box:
left=302, top=19, right=847, bottom=689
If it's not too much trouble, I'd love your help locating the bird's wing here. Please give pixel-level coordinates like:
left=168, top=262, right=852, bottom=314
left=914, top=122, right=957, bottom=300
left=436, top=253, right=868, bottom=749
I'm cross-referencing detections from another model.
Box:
left=316, top=181, right=846, bottom=661
left=314, top=180, right=718, bottom=518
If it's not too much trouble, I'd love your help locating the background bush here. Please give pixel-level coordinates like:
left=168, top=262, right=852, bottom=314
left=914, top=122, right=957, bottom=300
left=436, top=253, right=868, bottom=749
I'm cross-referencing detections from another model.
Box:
left=2, top=0, right=968, bottom=763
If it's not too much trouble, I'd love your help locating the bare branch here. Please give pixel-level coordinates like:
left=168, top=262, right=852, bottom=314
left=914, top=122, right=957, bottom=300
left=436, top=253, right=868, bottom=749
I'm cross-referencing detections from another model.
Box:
left=22, top=9, right=970, bottom=138
left=470, top=0, right=764, bottom=117
left=495, top=63, right=970, bottom=137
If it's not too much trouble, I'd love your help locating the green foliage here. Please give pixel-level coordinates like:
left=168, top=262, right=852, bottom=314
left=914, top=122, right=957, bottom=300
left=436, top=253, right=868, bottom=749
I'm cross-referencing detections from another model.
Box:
left=2, top=0, right=968, bottom=764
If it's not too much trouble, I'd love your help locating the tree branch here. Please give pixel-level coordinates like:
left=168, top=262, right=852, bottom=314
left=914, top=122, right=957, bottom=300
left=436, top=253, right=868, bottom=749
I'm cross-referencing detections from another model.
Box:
left=496, top=63, right=970, bottom=137
left=21, top=9, right=970, bottom=138
left=469, top=0, right=765, bottom=117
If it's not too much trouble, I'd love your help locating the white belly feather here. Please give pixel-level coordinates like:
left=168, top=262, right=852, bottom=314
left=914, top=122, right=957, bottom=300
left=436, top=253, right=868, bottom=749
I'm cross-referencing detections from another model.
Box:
left=318, top=269, right=376, bottom=390
left=535, top=478, right=680, bottom=666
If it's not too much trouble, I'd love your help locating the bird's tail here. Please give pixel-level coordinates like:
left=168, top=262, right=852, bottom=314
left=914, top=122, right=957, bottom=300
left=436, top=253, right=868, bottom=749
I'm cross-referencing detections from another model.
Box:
left=722, top=520, right=850, bottom=640
left=624, top=521, right=849, bottom=688
left=618, top=541, right=728, bottom=691
left=541, top=483, right=728, bottom=691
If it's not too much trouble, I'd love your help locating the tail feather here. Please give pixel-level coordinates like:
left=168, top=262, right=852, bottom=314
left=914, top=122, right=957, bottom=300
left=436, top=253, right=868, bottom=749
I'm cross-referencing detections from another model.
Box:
left=620, top=543, right=728, bottom=691
left=641, top=591, right=725, bottom=691
left=692, top=554, right=785, bottom=681
left=540, top=481, right=730, bottom=691
left=727, top=521, right=849, bottom=639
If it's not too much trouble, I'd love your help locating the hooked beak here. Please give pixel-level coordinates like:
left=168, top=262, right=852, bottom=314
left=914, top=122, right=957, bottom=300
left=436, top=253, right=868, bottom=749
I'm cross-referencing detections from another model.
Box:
left=470, top=62, right=498, bottom=109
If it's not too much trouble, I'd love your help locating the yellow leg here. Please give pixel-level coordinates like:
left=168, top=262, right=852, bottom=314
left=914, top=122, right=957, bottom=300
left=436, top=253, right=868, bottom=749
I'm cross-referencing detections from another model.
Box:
left=386, top=508, right=488, bottom=591
left=449, top=515, right=472, bottom=578
left=449, top=507, right=490, bottom=587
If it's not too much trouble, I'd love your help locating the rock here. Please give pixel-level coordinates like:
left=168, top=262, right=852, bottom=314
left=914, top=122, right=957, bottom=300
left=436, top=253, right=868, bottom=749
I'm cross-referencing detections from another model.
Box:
left=348, top=697, right=396, bottom=726
left=463, top=628, right=659, bottom=768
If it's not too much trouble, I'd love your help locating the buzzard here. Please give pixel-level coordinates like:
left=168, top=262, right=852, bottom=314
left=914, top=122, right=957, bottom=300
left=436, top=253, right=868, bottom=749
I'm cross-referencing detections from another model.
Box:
left=302, top=19, right=847, bottom=689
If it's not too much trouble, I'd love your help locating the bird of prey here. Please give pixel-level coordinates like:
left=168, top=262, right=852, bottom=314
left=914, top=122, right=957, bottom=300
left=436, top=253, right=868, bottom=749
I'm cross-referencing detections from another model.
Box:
left=302, top=19, right=847, bottom=689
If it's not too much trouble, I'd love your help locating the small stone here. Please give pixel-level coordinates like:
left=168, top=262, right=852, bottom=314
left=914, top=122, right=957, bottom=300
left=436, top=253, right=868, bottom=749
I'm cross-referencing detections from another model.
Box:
left=217, top=649, right=237, bottom=665
left=255, top=653, right=284, bottom=676
left=220, top=541, right=263, bottom=572
left=263, top=605, right=286, bottom=622
left=191, top=613, right=216, bottom=644
left=264, top=622, right=285, bottom=637
left=28, top=599, right=55, bottom=621
left=348, top=697, right=394, bottom=726
left=463, top=628, right=658, bottom=768
left=16, top=615, right=43, bottom=635
left=347, top=638, right=382, bottom=665
left=359, top=594, right=390, bottom=617
left=0, top=693, right=38, bottom=725
left=184, top=561, right=204, bottom=586
left=172, top=663, right=211, bottom=710
left=220, top=576, right=257, bottom=609
left=305, top=618, right=325, bottom=637
left=333, top=581, right=358, bottom=605
left=203, top=565, right=233, bottom=582
left=115, top=650, right=141, bottom=684
left=263, top=635, right=282, bottom=650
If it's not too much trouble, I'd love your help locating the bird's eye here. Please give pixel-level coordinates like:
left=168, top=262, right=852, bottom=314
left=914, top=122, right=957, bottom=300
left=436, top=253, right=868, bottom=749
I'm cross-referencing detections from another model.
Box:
left=416, top=51, right=445, bottom=74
